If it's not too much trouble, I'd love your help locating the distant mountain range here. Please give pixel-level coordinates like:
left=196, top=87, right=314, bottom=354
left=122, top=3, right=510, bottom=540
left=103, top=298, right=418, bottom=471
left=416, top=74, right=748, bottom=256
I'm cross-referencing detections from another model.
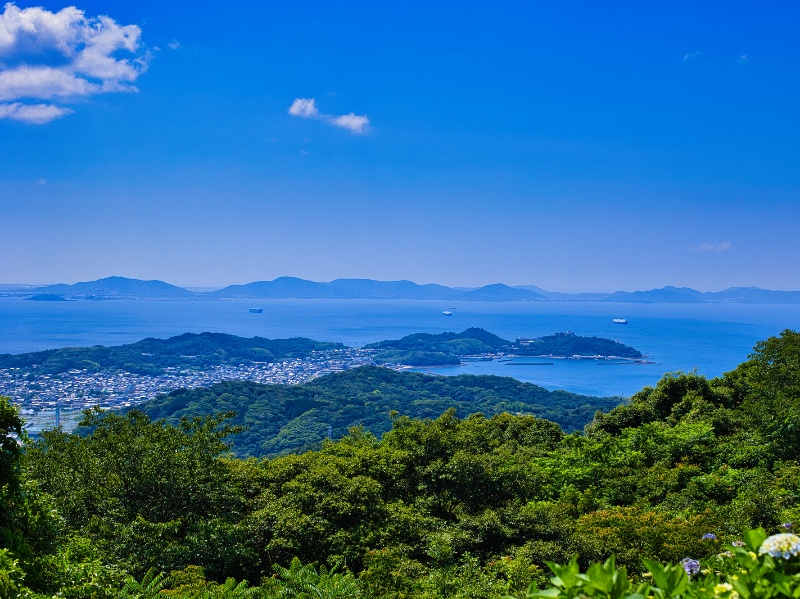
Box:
left=31, top=276, right=194, bottom=299
left=4, top=276, right=800, bottom=303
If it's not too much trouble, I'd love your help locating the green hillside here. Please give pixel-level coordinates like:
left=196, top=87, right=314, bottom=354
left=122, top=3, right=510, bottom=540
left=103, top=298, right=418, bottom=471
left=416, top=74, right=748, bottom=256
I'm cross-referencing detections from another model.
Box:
left=126, top=366, right=622, bottom=456
left=513, top=332, right=643, bottom=358
left=0, top=332, right=343, bottom=375
left=365, top=327, right=511, bottom=365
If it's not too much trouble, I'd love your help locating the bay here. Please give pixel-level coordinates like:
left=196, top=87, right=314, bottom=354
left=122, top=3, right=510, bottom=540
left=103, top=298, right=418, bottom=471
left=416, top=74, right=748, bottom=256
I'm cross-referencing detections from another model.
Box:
left=2, top=297, right=799, bottom=397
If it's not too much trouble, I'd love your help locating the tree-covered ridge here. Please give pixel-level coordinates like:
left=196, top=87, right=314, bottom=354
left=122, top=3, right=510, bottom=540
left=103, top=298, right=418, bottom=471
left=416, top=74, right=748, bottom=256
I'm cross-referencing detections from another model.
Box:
left=125, top=366, right=621, bottom=456
left=513, top=332, right=643, bottom=358
left=0, top=332, right=344, bottom=375
left=2, top=330, right=800, bottom=598
left=365, top=327, right=510, bottom=352
left=364, top=327, right=511, bottom=365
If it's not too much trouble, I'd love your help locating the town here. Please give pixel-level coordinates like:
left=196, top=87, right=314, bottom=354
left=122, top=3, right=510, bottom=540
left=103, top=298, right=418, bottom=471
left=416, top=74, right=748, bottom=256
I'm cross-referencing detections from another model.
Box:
left=0, top=347, right=379, bottom=434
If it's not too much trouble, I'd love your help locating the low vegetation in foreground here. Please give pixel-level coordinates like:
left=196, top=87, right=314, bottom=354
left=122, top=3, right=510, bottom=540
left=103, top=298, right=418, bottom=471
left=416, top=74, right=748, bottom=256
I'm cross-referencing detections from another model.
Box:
left=2, top=330, right=800, bottom=597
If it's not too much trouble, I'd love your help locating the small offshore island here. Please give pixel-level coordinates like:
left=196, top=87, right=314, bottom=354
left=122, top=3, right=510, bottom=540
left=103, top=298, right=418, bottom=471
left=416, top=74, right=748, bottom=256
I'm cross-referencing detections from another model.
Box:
left=24, top=293, right=69, bottom=302
left=512, top=331, right=644, bottom=360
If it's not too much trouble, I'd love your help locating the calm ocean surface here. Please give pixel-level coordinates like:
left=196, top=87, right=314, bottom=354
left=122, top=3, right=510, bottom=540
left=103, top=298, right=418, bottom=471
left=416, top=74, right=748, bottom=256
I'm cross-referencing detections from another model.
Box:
left=2, top=297, right=799, bottom=397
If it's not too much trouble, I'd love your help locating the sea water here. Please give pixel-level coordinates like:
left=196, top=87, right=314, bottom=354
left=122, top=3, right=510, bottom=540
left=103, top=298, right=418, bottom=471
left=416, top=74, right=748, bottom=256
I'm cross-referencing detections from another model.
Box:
left=1, top=297, right=799, bottom=397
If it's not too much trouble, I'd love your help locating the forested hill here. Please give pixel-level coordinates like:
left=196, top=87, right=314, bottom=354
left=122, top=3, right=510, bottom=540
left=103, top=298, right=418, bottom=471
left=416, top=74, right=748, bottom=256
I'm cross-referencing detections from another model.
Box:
left=0, top=332, right=343, bottom=375
left=364, top=327, right=511, bottom=365
left=513, top=332, right=643, bottom=358
left=126, top=366, right=621, bottom=456
left=365, top=327, right=510, bottom=352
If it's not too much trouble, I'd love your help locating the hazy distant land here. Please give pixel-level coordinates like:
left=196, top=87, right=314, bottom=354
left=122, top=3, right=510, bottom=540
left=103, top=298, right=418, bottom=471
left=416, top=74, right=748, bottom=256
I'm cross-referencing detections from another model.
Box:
left=2, top=275, right=800, bottom=303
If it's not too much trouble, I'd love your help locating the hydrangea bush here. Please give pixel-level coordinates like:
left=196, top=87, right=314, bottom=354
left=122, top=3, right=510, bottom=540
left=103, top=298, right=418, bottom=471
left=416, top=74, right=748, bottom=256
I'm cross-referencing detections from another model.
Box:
left=509, top=528, right=800, bottom=599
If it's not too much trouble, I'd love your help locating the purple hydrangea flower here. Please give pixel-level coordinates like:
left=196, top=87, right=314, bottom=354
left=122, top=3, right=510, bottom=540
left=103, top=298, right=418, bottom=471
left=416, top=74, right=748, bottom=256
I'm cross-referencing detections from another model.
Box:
left=681, top=558, right=701, bottom=576
left=781, top=522, right=794, bottom=531
left=702, top=533, right=717, bottom=541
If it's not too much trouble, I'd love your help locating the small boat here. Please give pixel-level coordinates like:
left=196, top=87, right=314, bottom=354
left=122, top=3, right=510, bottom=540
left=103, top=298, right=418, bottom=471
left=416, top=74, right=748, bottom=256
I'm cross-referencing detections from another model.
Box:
left=612, top=318, right=628, bottom=325
left=442, top=310, right=453, bottom=316
left=249, top=308, right=263, bottom=314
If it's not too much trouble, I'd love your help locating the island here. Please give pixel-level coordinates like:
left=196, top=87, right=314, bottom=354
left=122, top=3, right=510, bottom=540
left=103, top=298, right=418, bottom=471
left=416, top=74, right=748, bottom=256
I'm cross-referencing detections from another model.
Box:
left=24, top=293, right=68, bottom=301
left=363, top=327, right=510, bottom=365
left=364, top=328, right=644, bottom=364
left=512, top=331, right=643, bottom=359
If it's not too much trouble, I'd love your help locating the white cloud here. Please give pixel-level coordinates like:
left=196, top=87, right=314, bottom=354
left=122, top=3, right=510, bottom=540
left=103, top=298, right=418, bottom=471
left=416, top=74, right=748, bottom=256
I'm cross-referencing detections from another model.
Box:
left=0, top=66, right=97, bottom=100
left=168, top=39, right=180, bottom=50
left=692, top=241, right=733, bottom=253
left=36, top=177, right=46, bottom=185
left=0, top=101, right=72, bottom=123
left=683, top=51, right=702, bottom=61
left=288, top=97, right=370, bottom=134
left=288, top=97, right=319, bottom=118
left=0, top=3, right=147, bottom=124
left=331, top=112, right=369, bottom=134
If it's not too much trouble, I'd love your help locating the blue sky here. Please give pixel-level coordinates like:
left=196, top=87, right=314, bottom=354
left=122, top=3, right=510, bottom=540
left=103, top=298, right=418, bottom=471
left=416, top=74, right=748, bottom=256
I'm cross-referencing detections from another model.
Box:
left=1, top=1, right=799, bottom=291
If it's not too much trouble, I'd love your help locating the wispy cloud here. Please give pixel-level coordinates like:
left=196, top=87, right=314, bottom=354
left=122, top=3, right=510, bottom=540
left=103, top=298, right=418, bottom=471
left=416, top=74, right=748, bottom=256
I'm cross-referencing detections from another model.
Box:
left=738, top=54, right=749, bottom=64
left=0, top=3, right=148, bottom=124
left=288, top=97, right=370, bottom=134
left=0, top=101, right=73, bottom=123
left=167, top=40, right=180, bottom=50
left=683, top=51, right=702, bottom=61
left=692, top=241, right=733, bottom=253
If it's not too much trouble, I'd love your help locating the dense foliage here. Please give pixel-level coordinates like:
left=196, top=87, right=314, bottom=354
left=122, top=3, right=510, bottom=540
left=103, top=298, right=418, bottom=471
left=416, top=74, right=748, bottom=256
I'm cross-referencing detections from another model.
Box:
left=1, top=330, right=800, bottom=597
left=123, top=366, right=620, bottom=456
left=512, top=333, right=643, bottom=359
left=518, top=527, right=800, bottom=599
left=0, top=333, right=343, bottom=375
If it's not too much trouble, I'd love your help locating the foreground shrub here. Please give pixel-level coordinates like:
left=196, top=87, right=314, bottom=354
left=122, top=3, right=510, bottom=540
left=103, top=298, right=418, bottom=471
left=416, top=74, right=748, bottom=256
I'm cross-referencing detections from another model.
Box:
left=511, top=527, right=800, bottom=599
